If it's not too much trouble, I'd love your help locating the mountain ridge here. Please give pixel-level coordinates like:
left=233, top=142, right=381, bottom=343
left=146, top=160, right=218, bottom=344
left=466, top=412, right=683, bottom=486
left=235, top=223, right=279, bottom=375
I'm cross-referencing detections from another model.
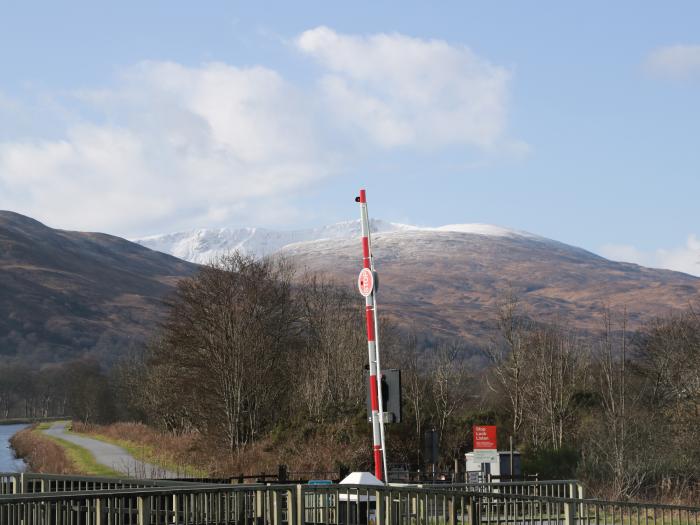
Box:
left=135, top=219, right=563, bottom=264
left=137, top=218, right=700, bottom=343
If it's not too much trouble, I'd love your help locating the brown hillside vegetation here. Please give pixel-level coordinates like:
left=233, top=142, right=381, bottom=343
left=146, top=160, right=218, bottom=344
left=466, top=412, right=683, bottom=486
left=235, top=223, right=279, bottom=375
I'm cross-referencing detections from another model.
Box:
left=282, top=230, right=700, bottom=343
left=0, top=210, right=198, bottom=364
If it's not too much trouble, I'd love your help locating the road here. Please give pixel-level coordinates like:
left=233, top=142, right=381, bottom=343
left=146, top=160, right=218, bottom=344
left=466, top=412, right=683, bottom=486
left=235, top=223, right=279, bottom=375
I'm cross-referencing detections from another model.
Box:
left=43, top=421, right=181, bottom=479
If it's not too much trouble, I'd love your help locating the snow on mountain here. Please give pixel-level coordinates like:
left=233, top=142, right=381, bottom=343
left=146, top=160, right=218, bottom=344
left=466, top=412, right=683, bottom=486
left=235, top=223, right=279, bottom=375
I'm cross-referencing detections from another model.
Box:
left=135, top=220, right=535, bottom=264
left=136, top=219, right=412, bottom=264
left=434, top=223, right=540, bottom=239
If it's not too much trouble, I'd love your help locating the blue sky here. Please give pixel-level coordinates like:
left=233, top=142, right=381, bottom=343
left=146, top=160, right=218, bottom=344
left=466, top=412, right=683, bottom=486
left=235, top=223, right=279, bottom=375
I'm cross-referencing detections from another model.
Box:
left=0, top=1, right=698, bottom=274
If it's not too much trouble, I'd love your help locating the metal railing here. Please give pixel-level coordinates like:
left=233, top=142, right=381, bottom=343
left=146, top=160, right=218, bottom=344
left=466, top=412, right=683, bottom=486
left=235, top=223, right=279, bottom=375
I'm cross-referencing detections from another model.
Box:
left=304, top=484, right=700, bottom=525
left=0, top=473, right=198, bottom=495
left=424, top=479, right=584, bottom=499
left=0, top=473, right=697, bottom=525
left=0, top=482, right=293, bottom=525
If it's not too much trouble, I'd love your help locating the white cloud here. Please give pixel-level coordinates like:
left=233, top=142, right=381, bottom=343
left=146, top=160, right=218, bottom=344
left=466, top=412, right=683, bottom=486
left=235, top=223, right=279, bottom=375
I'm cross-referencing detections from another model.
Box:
left=296, top=26, right=514, bottom=150
left=0, top=28, right=520, bottom=236
left=0, top=61, right=326, bottom=236
left=645, top=44, right=700, bottom=79
left=599, top=235, right=700, bottom=276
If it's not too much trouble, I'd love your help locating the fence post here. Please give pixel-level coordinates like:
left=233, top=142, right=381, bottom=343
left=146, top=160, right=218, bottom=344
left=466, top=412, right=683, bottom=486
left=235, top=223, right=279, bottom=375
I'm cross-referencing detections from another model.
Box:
left=19, top=473, right=27, bottom=494
left=384, top=490, right=392, bottom=525
left=255, top=489, right=264, bottom=524
left=576, top=483, right=584, bottom=523
left=564, top=494, right=576, bottom=525
left=95, top=498, right=104, bottom=525
left=287, top=487, right=296, bottom=525
left=296, top=485, right=303, bottom=525
left=448, top=496, right=456, bottom=525
left=272, top=490, right=282, bottom=525
left=410, top=493, right=418, bottom=525
left=137, top=496, right=151, bottom=525
left=468, top=496, right=478, bottom=525
left=375, top=489, right=384, bottom=525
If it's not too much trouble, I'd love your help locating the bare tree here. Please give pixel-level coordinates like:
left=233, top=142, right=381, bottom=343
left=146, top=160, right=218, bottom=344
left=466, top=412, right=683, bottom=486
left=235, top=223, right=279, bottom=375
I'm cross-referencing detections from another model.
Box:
left=526, top=326, right=589, bottom=450
left=430, top=340, right=469, bottom=445
left=295, top=274, right=366, bottom=422
left=149, top=253, right=299, bottom=453
left=399, top=333, right=429, bottom=464
left=485, top=292, right=531, bottom=441
left=633, top=307, right=700, bottom=499
left=583, top=309, right=652, bottom=500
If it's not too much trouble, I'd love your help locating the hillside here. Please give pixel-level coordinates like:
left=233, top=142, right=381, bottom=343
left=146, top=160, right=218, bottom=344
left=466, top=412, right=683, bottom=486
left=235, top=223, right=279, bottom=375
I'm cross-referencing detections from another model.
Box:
left=0, top=211, right=198, bottom=364
left=140, top=221, right=700, bottom=342
left=283, top=230, right=700, bottom=342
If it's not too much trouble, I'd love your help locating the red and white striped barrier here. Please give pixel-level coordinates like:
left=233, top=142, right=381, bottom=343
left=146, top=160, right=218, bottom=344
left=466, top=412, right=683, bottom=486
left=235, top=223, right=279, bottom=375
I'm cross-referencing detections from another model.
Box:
left=356, top=189, right=387, bottom=482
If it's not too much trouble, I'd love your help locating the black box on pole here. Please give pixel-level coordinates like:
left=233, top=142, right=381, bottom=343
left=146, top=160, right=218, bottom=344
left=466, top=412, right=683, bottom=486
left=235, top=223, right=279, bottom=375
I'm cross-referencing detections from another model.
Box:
left=365, top=368, right=402, bottom=423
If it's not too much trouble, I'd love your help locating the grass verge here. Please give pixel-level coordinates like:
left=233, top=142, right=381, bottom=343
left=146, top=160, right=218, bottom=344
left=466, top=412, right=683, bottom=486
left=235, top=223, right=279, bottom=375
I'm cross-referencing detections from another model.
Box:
left=68, top=422, right=207, bottom=478
left=37, top=421, right=122, bottom=477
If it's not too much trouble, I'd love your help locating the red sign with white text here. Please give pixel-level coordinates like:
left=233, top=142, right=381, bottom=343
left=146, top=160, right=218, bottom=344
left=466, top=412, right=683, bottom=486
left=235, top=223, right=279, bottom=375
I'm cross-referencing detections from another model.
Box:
left=473, top=425, right=497, bottom=450
left=358, top=268, right=374, bottom=297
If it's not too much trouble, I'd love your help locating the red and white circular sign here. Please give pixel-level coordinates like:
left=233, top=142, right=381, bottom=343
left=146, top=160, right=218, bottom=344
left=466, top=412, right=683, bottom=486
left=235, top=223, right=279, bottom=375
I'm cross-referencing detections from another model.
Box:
left=357, top=268, right=374, bottom=297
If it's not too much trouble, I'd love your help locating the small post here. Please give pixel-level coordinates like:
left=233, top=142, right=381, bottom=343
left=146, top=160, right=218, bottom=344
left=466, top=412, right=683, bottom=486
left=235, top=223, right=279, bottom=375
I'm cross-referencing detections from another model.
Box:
left=172, top=495, right=179, bottom=525
left=287, top=487, right=297, bottom=525
left=385, top=490, right=392, bottom=525
left=448, top=496, right=456, bottom=525
left=296, top=485, right=303, bottom=525
left=137, top=496, right=151, bottom=525
left=468, top=497, right=478, bottom=525
left=375, top=489, right=384, bottom=525
left=256, top=489, right=264, bottom=524
left=95, top=498, right=104, bottom=525
left=564, top=501, right=575, bottom=525
left=272, top=490, right=283, bottom=525
left=509, top=436, right=514, bottom=480
left=418, top=494, right=425, bottom=525
left=19, top=473, right=27, bottom=494
left=564, top=485, right=577, bottom=525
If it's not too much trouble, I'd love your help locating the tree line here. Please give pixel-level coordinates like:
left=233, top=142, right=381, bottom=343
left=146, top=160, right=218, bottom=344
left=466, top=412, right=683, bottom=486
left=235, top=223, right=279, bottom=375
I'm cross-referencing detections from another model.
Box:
left=0, top=359, right=113, bottom=422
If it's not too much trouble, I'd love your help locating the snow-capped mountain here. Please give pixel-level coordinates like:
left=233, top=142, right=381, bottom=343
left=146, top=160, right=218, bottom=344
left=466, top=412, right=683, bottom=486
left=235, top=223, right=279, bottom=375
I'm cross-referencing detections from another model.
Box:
left=135, top=219, right=700, bottom=345
left=135, top=219, right=541, bottom=264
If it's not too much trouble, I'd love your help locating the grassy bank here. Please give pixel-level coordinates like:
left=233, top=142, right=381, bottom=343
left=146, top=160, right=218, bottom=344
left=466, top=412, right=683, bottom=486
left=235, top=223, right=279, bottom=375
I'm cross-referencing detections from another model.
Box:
left=11, top=423, right=121, bottom=476
left=10, top=424, right=77, bottom=474
left=70, top=422, right=208, bottom=477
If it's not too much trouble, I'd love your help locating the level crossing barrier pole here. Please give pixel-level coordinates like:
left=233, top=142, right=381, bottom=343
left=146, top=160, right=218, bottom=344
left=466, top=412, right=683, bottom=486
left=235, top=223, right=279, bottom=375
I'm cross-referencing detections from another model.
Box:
left=357, top=188, right=387, bottom=481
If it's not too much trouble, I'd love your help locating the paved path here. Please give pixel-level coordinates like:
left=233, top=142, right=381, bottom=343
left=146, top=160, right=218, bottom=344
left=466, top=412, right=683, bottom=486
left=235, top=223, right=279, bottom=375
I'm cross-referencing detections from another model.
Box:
left=43, top=422, right=181, bottom=479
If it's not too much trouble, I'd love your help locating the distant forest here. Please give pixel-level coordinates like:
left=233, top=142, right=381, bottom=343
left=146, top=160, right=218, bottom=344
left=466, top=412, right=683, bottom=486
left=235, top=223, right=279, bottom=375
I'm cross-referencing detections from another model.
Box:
left=5, top=253, right=700, bottom=503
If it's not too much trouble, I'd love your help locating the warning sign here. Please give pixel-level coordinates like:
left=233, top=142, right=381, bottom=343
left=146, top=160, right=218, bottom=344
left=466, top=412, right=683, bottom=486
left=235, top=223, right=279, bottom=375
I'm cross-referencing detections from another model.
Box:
left=358, top=268, right=374, bottom=297
left=473, top=425, right=497, bottom=450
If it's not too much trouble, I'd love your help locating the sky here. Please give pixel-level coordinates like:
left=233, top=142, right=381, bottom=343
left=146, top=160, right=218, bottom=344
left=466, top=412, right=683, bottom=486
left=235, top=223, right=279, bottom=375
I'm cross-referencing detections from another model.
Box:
left=0, top=1, right=698, bottom=275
